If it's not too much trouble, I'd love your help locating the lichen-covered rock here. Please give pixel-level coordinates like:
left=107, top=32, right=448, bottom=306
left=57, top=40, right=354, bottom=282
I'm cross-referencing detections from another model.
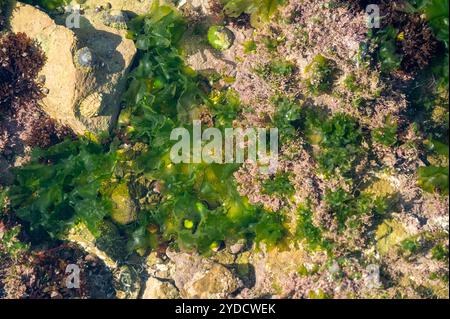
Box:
left=142, top=277, right=180, bottom=299
left=10, top=2, right=136, bottom=135
left=166, top=250, right=242, bottom=299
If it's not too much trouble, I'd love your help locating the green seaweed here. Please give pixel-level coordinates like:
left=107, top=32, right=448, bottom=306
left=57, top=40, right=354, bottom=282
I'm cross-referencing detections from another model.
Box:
left=271, top=95, right=301, bottom=143
left=305, top=112, right=364, bottom=177
left=262, top=172, right=295, bottom=197
left=8, top=2, right=288, bottom=255
left=304, top=54, right=335, bottom=95
left=369, top=26, right=403, bottom=73
left=296, top=205, right=330, bottom=251
left=325, top=188, right=387, bottom=232
left=207, top=25, right=234, bottom=51
left=8, top=137, right=118, bottom=239
left=372, top=116, right=398, bottom=147
left=418, top=139, right=449, bottom=195
left=221, top=0, right=286, bottom=27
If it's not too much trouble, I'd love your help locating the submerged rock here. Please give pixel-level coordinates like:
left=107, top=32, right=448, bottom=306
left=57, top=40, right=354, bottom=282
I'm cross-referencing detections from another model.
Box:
left=10, top=2, right=136, bottom=135
left=111, top=183, right=137, bottom=225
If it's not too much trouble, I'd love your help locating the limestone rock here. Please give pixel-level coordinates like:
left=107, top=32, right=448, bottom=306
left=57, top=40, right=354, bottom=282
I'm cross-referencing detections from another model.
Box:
left=167, top=250, right=242, bottom=299
left=142, top=277, right=180, bottom=299
left=10, top=2, right=136, bottom=134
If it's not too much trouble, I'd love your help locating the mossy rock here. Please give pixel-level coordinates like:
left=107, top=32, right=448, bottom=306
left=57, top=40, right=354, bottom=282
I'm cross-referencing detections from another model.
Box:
left=111, top=182, right=137, bottom=225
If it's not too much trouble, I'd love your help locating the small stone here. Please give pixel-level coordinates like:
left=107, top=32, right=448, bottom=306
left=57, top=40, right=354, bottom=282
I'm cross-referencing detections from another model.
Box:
left=167, top=251, right=243, bottom=299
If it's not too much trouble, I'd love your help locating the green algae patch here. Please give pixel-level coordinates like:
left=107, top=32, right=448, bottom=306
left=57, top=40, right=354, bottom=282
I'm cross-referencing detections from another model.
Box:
left=375, top=219, right=409, bottom=255
left=304, top=54, right=335, bottom=95
left=111, top=183, right=137, bottom=225
left=207, top=26, right=234, bottom=51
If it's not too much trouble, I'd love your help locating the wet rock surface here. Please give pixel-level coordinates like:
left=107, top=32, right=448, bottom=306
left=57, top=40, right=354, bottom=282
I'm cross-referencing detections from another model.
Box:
left=10, top=2, right=136, bottom=135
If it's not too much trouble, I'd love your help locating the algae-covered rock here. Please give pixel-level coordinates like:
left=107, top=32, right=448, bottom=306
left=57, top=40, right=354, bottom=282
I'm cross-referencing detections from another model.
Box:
left=111, top=183, right=137, bottom=225
left=142, top=277, right=180, bottom=299
left=10, top=2, right=136, bottom=134
left=375, top=219, right=409, bottom=255
left=208, top=26, right=235, bottom=51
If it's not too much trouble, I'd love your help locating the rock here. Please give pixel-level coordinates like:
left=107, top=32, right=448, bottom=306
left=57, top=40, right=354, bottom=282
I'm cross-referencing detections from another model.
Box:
left=113, top=265, right=142, bottom=299
left=65, top=221, right=128, bottom=269
left=101, top=9, right=128, bottom=29
left=178, top=0, right=216, bottom=16
left=111, top=183, right=137, bottom=225
left=142, top=277, right=180, bottom=299
left=229, top=239, right=246, bottom=255
left=146, top=252, right=174, bottom=279
left=10, top=2, right=136, bottom=135
left=167, top=250, right=242, bottom=299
